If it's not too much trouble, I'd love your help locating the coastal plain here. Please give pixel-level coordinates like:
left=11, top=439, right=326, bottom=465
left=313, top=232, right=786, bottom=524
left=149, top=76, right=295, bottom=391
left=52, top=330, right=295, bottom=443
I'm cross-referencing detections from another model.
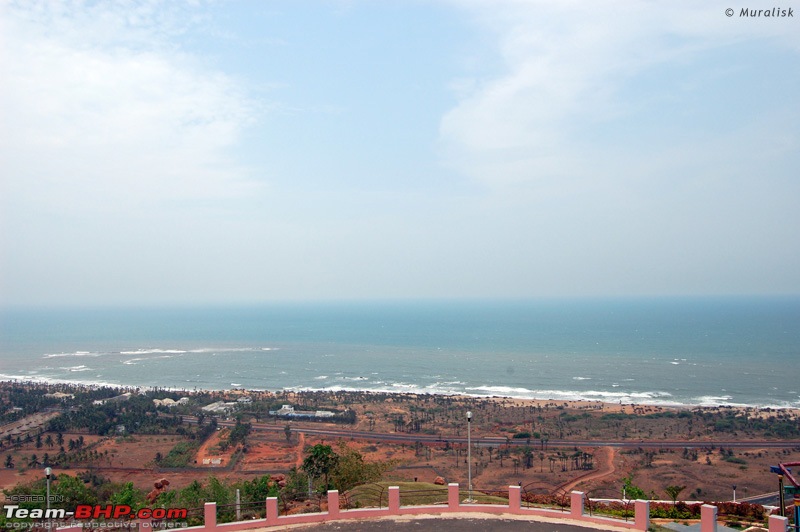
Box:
left=2, top=384, right=799, bottom=505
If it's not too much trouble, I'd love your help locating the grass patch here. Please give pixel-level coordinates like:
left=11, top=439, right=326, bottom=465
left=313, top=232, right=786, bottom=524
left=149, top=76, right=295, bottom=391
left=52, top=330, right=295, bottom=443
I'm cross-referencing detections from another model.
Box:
left=345, top=482, right=509, bottom=508
left=159, top=440, right=199, bottom=467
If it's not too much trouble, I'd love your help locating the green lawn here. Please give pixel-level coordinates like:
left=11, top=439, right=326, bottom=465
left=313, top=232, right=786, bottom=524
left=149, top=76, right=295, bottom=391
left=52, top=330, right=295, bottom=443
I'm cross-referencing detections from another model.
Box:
left=344, top=481, right=509, bottom=508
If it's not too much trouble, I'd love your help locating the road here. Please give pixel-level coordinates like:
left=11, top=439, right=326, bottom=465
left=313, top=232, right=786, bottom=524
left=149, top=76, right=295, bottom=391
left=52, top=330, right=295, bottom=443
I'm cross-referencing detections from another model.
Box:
left=180, top=416, right=800, bottom=450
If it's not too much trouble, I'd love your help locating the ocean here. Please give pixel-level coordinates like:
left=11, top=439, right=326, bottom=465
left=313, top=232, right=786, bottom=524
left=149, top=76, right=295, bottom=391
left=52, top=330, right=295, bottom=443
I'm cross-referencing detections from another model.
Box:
left=1, top=297, right=798, bottom=408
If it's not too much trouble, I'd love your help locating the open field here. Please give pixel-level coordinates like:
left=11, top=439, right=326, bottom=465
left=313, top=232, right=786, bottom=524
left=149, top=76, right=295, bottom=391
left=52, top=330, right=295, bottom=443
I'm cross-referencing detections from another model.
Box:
left=2, top=387, right=799, bottom=504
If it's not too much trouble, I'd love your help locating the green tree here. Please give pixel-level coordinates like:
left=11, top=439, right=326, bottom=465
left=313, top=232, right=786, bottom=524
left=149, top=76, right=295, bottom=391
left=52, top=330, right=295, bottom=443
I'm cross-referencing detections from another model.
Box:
left=622, top=475, right=647, bottom=500
left=236, top=475, right=278, bottom=505
left=53, top=473, right=98, bottom=509
left=110, top=482, right=146, bottom=511
left=665, top=485, right=686, bottom=505
left=302, top=444, right=339, bottom=493
left=329, top=442, right=394, bottom=492
left=228, top=421, right=251, bottom=446
left=522, top=447, right=534, bottom=469
left=176, top=480, right=205, bottom=510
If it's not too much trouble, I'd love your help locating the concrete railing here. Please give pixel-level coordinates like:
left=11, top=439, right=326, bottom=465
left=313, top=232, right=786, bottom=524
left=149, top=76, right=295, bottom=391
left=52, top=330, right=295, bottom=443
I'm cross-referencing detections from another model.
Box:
left=56, top=485, right=791, bottom=532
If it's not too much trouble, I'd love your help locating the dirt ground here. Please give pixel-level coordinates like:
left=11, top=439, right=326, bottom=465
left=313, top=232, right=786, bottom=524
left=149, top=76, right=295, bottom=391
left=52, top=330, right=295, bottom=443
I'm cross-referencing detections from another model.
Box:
left=2, top=394, right=798, bottom=503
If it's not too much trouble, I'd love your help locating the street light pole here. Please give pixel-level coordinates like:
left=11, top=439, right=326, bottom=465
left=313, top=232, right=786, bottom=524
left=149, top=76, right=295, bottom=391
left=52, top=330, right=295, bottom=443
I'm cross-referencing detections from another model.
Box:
left=466, top=411, right=473, bottom=503
left=45, top=467, right=52, bottom=510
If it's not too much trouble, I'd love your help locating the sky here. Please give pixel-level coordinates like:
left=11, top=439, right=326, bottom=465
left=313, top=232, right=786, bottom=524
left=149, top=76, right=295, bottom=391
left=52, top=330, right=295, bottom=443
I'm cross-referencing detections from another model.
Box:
left=1, top=0, right=799, bottom=306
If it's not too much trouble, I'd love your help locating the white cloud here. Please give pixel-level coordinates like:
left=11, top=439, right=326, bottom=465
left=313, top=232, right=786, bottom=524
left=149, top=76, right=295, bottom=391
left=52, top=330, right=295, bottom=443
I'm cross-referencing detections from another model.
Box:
left=440, top=0, right=800, bottom=191
left=0, top=0, right=260, bottom=217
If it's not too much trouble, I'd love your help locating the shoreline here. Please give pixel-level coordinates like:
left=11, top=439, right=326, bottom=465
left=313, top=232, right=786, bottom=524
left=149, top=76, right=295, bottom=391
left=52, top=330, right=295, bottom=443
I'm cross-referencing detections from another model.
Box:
left=4, top=377, right=799, bottom=416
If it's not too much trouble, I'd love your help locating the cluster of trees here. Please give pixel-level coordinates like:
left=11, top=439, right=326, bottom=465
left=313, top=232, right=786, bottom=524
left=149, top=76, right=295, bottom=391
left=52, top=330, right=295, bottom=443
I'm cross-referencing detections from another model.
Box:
left=1, top=441, right=395, bottom=528
left=0, top=472, right=279, bottom=527
left=282, top=442, right=396, bottom=498
left=0, top=384, right=62, bottom=423
left=47, top=396, right=183, bottom=436
left=4, top=433, right=112, bottom=470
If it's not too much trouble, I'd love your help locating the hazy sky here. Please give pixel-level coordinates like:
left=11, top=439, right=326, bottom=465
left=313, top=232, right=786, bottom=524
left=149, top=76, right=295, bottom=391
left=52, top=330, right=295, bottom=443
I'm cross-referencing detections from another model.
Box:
left=1, top=0, right=799, bottom=306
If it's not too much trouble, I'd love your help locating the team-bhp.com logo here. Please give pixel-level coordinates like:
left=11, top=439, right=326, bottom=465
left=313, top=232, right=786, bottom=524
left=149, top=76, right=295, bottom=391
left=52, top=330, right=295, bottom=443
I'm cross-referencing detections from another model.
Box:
left=4, top=505, right=188, bottom=520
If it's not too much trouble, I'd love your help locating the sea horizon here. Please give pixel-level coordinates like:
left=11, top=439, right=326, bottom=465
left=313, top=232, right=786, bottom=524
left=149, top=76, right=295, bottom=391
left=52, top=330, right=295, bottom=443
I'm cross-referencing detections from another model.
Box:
left=2, top=296, right=799, bottom=409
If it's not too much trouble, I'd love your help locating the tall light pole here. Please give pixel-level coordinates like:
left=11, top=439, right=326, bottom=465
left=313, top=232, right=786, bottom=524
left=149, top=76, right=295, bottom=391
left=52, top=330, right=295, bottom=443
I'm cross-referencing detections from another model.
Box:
left=466, top=411, right=473, bottom=503
left=45, top=467, right=52, bottom=510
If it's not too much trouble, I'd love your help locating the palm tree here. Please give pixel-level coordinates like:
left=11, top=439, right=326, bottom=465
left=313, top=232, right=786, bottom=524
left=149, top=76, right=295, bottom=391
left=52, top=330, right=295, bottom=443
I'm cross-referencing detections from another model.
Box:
left=522, top=447, right=534, bottom=469
left=665, top=485, right=686, bottom=506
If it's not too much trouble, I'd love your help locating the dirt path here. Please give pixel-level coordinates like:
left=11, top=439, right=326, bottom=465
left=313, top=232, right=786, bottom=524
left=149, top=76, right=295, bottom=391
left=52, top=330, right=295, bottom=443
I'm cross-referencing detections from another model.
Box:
left=557, top=447, right=616, bottom=493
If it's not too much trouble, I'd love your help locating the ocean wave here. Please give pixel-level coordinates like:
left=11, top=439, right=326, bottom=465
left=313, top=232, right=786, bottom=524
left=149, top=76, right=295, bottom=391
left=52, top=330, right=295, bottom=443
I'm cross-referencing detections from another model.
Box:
left=692, top=395, right=748, bottom=407
left=0, top=374, right=125, bottom=389
left=60, top=365, right=92, bottom=372
left=122, top=354, right=177, bottom=365
left=120, top=349, right=187, bottom=355
left=463, top=385, right=677, bottom=404
left=187, top=347, right=262, bottom=353
left=43, top=351, right=102, bottom=358
left=116, top=347, right=275, bottom=356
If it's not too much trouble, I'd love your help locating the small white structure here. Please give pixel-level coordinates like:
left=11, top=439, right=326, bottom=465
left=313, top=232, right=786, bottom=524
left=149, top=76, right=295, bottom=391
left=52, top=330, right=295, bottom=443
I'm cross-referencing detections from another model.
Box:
left=153, top=397, right=190, bottom=408
left=46, top=392, right=74, bottom=400
left=202, top=401, right=236, bottom=413
left=93, top=392, right=132, bottom=405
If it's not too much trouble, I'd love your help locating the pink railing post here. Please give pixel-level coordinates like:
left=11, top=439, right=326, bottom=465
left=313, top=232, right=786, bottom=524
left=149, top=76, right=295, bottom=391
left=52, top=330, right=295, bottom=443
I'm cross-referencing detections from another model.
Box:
left=266, top=497, right=279, bottom=526
left=768, top=514, right=789, bottom=532
left=701, top=504, right=718, bottom=532
left=388, top=486, right=401, bottom=513
left=448, top=483, right=460, bottom=509
left=634, top=500, right=650, bottom=531
left=508, top=485, right=522, bottom=513
left=570, top=491, right=584, bottom=518
left=327, top=490, right=340, bottom=518
left=204, top=502, right=217, bottom=531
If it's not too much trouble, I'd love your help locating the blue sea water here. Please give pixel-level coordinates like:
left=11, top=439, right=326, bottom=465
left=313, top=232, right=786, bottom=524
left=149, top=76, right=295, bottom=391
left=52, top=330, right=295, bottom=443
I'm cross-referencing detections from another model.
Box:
left=1, top=297, right=798, bottom=408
